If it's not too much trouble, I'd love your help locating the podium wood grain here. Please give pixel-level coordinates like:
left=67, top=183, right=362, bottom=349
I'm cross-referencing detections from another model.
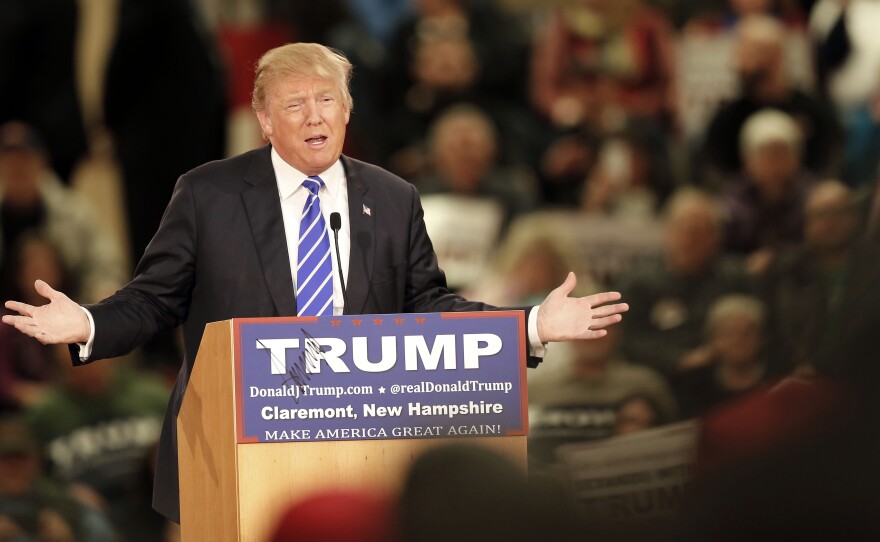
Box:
left=178, top=321, right=526, bottom=542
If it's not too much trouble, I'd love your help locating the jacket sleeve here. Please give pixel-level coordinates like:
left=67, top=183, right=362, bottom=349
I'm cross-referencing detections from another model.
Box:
left=71, top=175, right=198, bottom=364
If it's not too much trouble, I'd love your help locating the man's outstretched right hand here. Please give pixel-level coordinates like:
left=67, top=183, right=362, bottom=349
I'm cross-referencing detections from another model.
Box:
left=2, top=279, right=90, bottom=345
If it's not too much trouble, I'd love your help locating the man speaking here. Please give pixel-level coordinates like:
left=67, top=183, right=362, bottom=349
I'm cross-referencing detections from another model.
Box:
left=2, top=43, right=628, bottom=522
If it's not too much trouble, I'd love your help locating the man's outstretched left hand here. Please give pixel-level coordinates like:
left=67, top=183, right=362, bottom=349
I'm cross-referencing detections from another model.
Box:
left=537, top=272, right=629, bottom=343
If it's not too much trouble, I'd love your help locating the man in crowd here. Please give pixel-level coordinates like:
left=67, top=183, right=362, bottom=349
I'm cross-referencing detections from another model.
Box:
left=528, top=327, right=677, bottom=464
left=0, top=415, right=115, bottom=541
left=0, top=122, right=126, bottom=304
left=614, top=188, right=750, bottom=378
left=723, top=109, right=817, bottom=273
left=761, top=180, right=869, bottom=375
left=26, top=356, right=168, bottom=537
left=2, top=43, right=629, bottom=523
left=702, top=14, right=840, bottom=181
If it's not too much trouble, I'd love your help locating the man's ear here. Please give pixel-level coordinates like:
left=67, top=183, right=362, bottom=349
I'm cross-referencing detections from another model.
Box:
left=255, top=109, right=273, bottom=139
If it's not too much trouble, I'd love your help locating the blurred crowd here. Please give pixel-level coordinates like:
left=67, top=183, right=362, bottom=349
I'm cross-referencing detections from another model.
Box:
left=2, top=0, right=880, bottom=540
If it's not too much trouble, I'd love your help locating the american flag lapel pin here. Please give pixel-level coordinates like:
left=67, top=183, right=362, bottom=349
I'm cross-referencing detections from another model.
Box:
left=363, top=204, right=371, bottom=216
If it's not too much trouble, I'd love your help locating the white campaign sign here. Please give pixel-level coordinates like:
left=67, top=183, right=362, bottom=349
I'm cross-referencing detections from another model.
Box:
left=421, top=194, right=504, bottom=289
left=556, top=421, right=698, bottom=520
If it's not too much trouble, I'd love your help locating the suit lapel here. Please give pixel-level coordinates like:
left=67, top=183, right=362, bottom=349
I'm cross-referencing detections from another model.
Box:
left=342, top=156, right=374, bottom=315
left=241, top=146, right=296, bottom=316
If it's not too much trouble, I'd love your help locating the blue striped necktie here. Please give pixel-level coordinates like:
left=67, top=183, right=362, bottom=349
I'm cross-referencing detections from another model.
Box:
left=296, top=176, right=334, bottom=316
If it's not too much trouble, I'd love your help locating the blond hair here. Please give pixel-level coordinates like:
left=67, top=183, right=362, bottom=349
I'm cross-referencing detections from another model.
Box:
left=252, top=43, right=354, bottom=112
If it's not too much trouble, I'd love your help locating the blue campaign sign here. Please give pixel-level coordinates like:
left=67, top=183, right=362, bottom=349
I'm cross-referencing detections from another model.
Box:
left=233, top=312, right=528, bottom=444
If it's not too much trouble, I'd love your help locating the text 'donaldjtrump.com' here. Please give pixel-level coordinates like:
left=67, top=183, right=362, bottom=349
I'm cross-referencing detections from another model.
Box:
left=233, top=312, right=527, bottom=444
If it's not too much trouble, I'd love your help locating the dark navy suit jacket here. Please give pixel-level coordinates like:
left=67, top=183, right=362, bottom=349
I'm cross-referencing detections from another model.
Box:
left=74, top=145, right=538, bottom=521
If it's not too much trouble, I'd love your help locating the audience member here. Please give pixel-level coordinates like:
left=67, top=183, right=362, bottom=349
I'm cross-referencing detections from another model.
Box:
left=760, top=180, right=867, bottom=375
left=399, top=444, right=580, bottom=542
left=675, top=376, right=871, bottom=542
left=103, top=0, right=227, bottom=265
left=25, top=358, right=169, bottom=536
left=841, top=80, right=880, bottom=188
left=614, top=189, right=750, bottom=378
left=530, top=0, right=677, bottom=208
left=722, top=108, right=817, bottom=272
left=675, top=294, right=773, bottom=418
left=410, top=104, right=541, bottom=288
left=0, top=0, right=89, bottom=183
left=676, top=277, right=880, bottom=542
left=269, top=489, right=394, bottom=542
left=413, top=103, right=539, bottom=218
left=0, top=233, right=72, bottom=412
left=379, top=0, right=535, bottom=177
left=810, top=2, right=880, bottom=189
left=102, top=0, right=228, bottom=370
left=613, top=394, right=666, bottom=436
left=530, top=0, right=677, bottom=132
left=534, top=126, right=602, bottom=207
left=701, top=14, right=840, bottom=180
left=810, top=0, right=880, bottom=115
left=676, top=0, right=815, bottom=148
left=0, top=122, right=126, bottom=304
left=461, top=213, right=575, bottom=307
left=580, top=132, right=675, bottom=219
left=528, top=327, right=678, bottom=465
left=0, top=415, right=115, bottom=542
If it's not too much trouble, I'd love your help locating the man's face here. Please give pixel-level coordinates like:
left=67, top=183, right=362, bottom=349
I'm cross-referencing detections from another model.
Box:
left=735, top=34, right=780, bottom=90
left=665, top=208, right=720, bottom=276
left=744, top=141, right=799, bottom=202
left=256, top=76, right=350, bottom=176
left=433, top=114, right=496, bottom=192
left=711, top=313, right=763, bottom=367
left=615, top=398, right=657, bottom=436
left=0, top=149, right=43, bottom=208
left=805, top=188, right=859, bottom=253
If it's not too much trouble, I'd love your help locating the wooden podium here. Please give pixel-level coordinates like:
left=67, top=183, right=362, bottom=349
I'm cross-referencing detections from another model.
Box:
left=177, top=318, right=527, bottom=542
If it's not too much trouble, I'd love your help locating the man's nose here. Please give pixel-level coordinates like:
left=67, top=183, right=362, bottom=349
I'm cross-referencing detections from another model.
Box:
left=304, top=101, right=323, bottom=125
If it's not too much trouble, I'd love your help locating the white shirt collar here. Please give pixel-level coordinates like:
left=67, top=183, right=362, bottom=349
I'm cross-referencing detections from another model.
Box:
left=271, top=147, right=344, bottom=200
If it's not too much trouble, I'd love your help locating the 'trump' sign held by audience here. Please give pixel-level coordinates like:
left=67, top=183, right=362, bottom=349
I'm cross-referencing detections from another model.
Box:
left=557, top=421, right=698, bottom=520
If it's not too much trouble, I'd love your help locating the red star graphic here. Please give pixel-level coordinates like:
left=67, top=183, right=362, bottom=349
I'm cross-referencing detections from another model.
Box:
left=415, top=317, right=426, bottom=325
left=331, top=319, right=341, bottom=327
left=352, top=319, right=363, bottom=326
left=373, top=318, right=384, bottom=325
left=394, top=317, right=405, bottom=325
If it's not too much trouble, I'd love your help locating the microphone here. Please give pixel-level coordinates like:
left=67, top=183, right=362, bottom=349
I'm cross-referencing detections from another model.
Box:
left=329, top=212, right=349, bottom=314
